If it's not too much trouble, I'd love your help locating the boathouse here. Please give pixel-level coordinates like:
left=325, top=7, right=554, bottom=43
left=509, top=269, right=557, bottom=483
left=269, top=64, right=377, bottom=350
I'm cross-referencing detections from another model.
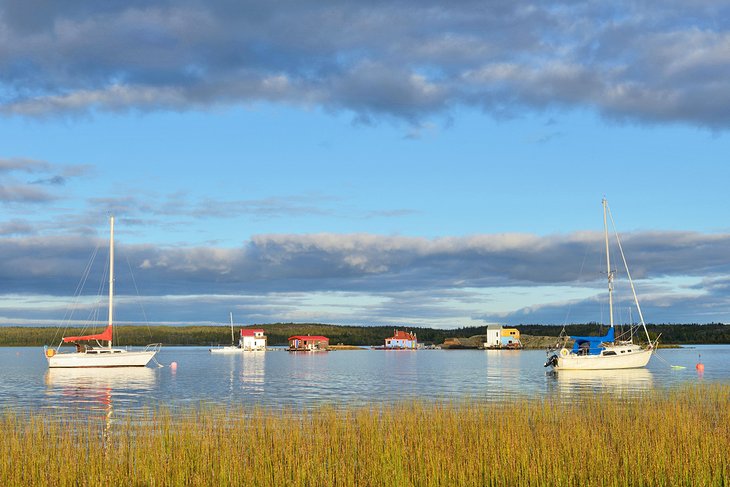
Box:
left=483, top=325, right=522, bottom=349
left=240, top=329, right=267, bottom=351
left=384, top=330, right=418, bottom=349
left=501, top=328, right=521, bottom=348
left=484, top=325, right=502, bottom=347
left=287, top=335, right=329, bottom=351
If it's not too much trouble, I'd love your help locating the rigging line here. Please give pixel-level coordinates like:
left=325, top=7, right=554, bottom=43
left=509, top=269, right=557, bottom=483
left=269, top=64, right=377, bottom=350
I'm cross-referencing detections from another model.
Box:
left=652, top=349, right=684, bottom=369
left=54, top=240, right=101, bottom=347
left=599, top=239, right=607, bottom=328
left=57, top=242, right=98, bottom=341
left=562, top=242, right=591, bottom=326
left=96, top=255, right=110, bottom=329
left=86, top=272, right=105, bottom=328
left=125, top=252, right=154, bottom=340
left=78, top=250, right=110, bottom=337
left=606, top=204, right=652, bottom=344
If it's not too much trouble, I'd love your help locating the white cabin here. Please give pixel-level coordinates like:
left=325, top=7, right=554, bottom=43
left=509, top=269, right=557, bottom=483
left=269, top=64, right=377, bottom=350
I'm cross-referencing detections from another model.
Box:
left=484, top=325, right=502, bottom=348
left=239, top=329, right=267, bottom=351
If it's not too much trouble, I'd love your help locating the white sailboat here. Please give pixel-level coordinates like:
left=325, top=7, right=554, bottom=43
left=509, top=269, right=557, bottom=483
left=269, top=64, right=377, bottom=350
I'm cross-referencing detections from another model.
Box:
left=45, top=217, right=160, bottom=368
left=209, top=313, right=243, bottom=354
left=544, top=199, right=657, bottom=370
left=210, top=313, right=267, bottom=353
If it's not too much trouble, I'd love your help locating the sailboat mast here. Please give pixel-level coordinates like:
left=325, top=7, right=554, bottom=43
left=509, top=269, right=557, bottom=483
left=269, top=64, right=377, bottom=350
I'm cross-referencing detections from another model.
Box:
left=606, top=205, right=653, bottom=344
left=603, top=198, right=614, bottom=328
left=230, top=312, right=234, bottom=345
left=108, top=216, right=114, bottom=348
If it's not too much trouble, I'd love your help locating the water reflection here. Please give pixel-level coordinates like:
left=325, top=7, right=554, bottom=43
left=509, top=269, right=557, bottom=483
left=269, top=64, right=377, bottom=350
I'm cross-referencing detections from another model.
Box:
left=484, top=350, right=527, bottom=400
left=2, top=345, right=727, bottom=415
left=547, top=368, right=654, bottom=399
left=216, top=352, right=267, bottom=399
left=240, top=352, right=265, bottom=396
left=44, top=367, right=157, bottom=417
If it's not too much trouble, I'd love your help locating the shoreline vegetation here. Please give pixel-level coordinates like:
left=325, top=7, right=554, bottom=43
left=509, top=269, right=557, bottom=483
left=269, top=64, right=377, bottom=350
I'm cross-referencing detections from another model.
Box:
left=2, top=384, right=728, bottom=486
left=0, top=322, right=727, bottom=348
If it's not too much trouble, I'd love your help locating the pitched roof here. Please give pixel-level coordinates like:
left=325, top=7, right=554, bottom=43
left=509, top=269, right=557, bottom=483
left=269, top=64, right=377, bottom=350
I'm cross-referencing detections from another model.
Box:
left=288, top=335, right=329, bottom=341
left=240, top=329, right=265, bottom=336
left=388, top=330, right=416, bottom=340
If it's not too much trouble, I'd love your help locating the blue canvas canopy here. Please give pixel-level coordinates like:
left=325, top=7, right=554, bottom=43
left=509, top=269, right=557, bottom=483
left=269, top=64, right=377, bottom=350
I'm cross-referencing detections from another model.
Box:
left=570, top=327, right=615, bottom=355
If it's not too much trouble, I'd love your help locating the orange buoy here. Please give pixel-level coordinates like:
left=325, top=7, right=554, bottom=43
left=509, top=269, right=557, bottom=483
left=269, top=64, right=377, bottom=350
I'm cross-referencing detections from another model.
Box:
left=45, top=348, right=56, bottom=358
left=696, top=354, right=704, bottom=373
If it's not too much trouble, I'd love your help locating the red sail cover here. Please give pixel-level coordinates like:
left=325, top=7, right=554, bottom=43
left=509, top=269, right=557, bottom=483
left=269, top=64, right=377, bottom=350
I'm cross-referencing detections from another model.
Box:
left=62, top=324, right=113, bottom=343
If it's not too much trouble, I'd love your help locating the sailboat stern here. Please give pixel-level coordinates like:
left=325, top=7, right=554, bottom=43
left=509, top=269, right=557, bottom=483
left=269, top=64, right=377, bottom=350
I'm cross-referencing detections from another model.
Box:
left=544, top=354, right=559, bottom=368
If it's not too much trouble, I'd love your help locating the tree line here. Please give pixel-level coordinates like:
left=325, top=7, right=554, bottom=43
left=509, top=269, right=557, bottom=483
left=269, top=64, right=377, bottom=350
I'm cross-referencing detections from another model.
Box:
left=0, top=322, right=727, bottom=347
left=517, top=323, right=730, bottom=344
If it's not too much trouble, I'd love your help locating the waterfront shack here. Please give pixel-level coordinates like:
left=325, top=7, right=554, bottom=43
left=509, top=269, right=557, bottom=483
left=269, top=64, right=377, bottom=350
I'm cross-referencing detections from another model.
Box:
left=384, top=330, right=418, bottom=349
left=287, top=335, right=329, bottom=351
left=483, top=325, right=522, bottom=349
left=500, top=328, right=521, bottom=348
left=240, top=329, right=267, bottom=351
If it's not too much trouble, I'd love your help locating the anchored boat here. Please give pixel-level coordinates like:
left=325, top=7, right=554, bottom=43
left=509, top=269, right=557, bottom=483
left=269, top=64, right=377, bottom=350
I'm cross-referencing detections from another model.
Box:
left=210, top=313, right=267, bottom=353
left=210, top=313, right=242, bottom=354
left=44, top=217, right=160, bottom=368
left=544, top=199, right=657, bottom=371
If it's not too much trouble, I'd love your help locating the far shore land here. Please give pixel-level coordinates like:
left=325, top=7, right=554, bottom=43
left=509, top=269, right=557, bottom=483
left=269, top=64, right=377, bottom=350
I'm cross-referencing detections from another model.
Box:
left=0, top=323, right=727, bottom=348
left=2, top=384, right=728, bottom=486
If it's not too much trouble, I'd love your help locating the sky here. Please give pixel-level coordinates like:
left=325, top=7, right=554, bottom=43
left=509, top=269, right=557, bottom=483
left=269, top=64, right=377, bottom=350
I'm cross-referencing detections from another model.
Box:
left=1, top=0, right=729, bottom=329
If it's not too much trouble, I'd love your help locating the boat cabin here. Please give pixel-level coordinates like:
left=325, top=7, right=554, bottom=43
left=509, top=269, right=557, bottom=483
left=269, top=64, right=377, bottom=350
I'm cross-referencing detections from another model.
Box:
left=287, top=335, right=329, bottom=351
left=570, top=327, right=615, bottom=355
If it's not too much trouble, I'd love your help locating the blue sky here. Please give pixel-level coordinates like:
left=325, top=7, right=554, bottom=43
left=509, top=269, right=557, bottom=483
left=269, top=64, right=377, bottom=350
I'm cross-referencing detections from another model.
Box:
left=1, top=1, right=729, bottom=328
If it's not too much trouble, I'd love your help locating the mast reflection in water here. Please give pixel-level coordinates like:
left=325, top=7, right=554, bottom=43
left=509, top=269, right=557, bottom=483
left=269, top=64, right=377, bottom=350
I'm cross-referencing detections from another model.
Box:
left=44, top=367, right=157, bottom=419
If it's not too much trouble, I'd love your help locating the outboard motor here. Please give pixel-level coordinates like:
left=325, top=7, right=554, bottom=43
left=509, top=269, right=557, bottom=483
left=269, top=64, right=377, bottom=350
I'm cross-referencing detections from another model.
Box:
left=544, top=354, right=558, bottom=368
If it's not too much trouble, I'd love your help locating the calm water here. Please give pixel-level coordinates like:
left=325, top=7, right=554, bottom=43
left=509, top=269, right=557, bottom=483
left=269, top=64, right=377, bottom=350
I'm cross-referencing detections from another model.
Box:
left=0, top=345, right=728, bottom=416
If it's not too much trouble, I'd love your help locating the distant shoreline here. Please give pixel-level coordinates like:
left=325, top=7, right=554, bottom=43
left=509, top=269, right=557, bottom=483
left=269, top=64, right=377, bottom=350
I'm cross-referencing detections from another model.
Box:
left=0, top=323, right=727, bottom=347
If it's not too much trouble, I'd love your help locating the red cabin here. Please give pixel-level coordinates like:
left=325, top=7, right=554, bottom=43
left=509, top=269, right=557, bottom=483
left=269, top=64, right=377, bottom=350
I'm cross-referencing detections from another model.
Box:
left=287, top=335, right=329, bottom=351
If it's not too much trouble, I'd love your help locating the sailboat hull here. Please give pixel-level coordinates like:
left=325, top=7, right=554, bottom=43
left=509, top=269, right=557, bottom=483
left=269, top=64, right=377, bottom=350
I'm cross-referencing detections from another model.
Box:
left=210, top=346, right=266, bottom=353
left=209, top=346, right=244, bottom=354
left=47, top=350, right=157, bottom=368
left=556, top=348, right=653, bottom=370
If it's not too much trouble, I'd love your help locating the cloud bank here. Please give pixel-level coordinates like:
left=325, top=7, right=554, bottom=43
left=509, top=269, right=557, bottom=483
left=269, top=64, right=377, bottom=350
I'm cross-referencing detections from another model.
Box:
left=1, top=230, right=729, bottom=325
left=1, top=1, right=729, bottom=127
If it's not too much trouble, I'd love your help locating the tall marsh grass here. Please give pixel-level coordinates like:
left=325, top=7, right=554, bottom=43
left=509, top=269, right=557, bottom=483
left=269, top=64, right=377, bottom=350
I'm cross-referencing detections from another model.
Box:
left=2, top=384, right=728, bottom=486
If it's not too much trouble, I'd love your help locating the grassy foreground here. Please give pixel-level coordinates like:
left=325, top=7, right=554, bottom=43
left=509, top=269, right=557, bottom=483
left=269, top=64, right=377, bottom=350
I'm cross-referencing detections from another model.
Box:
left=2, top=384, right=729, bottom=486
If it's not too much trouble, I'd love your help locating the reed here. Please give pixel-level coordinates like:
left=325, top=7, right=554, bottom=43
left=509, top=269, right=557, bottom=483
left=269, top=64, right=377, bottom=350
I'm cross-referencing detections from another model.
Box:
left=2, top=384, right=728, bottom=486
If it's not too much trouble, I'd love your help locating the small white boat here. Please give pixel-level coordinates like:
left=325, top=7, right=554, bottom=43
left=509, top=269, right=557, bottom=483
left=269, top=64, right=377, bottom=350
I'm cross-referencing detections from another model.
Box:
left=45, top=217, right=160, bottom=368
left=544, top=199, right=657, bottom=371
left=209, top=346, right=244, bottom=354
left=210, top=313, right=242, bottom=354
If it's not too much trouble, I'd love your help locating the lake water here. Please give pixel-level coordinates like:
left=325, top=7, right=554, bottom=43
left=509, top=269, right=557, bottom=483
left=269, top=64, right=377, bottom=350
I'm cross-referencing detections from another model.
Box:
left=1, top=345, right=728, bottom=416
